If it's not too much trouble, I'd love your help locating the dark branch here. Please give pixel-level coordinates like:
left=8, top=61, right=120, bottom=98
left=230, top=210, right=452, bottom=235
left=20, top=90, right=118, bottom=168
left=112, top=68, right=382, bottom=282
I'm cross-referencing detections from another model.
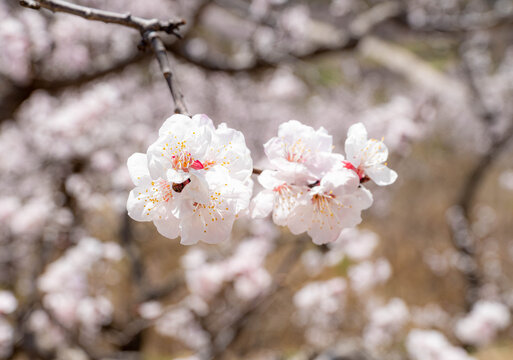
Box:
left=19, top=0, right=185, bottom=35
left=144, top=31, right=189, bottom=115
left=20, top=0, right=189, bottom=114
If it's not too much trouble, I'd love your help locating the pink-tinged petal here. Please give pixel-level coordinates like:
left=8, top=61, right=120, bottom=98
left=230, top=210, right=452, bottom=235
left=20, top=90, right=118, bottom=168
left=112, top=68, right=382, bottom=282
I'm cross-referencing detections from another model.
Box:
left=154, top=215, right=180, bottom=239
left=366, top=165, right=398, bottom=186
left=191, top=114, right=215, bottom=129
left=250, top=190, right=274, bottom=218
left=127, top=153, right=150, bottom=186
left=345, top=122, right=368, bottom=168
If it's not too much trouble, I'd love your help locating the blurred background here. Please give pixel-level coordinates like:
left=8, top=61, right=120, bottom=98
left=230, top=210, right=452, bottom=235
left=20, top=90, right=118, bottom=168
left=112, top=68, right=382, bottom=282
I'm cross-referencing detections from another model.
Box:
left=1, top=0, right=513, bottom=359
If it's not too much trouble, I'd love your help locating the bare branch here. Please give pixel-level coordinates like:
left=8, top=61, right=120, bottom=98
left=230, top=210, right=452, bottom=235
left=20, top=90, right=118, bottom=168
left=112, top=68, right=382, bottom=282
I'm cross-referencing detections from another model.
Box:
left=20, top=0, right=189, bottom=114
left=19, top=0, right=185, bottom=36
left=144, top=31, right=189, bottom=115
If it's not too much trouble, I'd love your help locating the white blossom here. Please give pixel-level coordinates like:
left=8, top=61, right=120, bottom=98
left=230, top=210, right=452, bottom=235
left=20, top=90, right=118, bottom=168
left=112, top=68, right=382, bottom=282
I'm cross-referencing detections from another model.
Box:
left=127, top=114, right=253, bottom=245
left=344, top=122, right=398, bottom=186
left=287, top=169, right=373, bottom=244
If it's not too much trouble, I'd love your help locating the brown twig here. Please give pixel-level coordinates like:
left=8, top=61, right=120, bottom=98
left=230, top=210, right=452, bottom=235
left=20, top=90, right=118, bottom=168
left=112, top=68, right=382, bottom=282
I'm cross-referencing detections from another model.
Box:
left=20, top=0, right=189, bottom=114
left=19, top=0, right=185, bottom=35
left=144, top=31, right=189, bottom=114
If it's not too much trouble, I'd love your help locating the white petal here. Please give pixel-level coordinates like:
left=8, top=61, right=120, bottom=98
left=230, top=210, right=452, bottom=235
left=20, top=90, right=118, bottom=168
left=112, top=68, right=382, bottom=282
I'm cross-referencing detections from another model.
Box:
left=207, top=123, right=253, bottom=182
left=127, top=188, right=151, bottom=222
left=127, top=153, right=150, bottom=186
left=308, top=219, right=342, bottom=245
left=191, top=114, right=215, bottom=129
left=158, top=114, right=193, bottom=137
left=287, top=197, right=311, bottom=234
left=166, top=168, right=190, bottom=184
left=180, top=207, right=235, bottom=245
left=366, top=165, right=398, bottom=186
left=258, top=170, right=284, bottom=190
left=263, top=137, right=285, bottom=163
left=322, top=169, right=359, bottom=195
left=154, top=215, right=181, bottom=239
left=363, top=139, right=388, bottom=166
left=345, top=122, right=368, bottom=168
left=250, top=190, right=274, bottom=218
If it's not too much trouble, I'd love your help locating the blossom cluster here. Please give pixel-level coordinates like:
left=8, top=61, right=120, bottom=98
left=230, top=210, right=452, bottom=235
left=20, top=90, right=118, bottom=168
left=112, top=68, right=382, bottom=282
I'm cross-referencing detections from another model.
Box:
left=127, top=116, right=397, bottom=245
left=252, top=120, right=397, bottom=244
left=455, top=300, right=511, bottom=346
left=127, top=114, right=253, bottom=245
left=38, top=237, right=123, bottom=332
left=406, top=329, right=475, bottom=360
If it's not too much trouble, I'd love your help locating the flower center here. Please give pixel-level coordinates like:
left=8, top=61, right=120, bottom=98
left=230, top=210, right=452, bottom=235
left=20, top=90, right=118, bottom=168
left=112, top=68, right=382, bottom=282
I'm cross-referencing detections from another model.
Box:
left=172, top=178, right=191, bottom=193
left=342, top=161, right=366, bottom=181
left=285, top=139, right=309, bottom=163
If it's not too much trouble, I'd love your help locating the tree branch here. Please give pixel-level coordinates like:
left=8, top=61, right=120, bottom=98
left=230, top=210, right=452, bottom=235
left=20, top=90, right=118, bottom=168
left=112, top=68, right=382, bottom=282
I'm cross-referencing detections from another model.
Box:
left=20, top=0, right=189, bottom=114
left=20, top=0, right=185, bottom=36
left=144, top=31, right=189, bottom=115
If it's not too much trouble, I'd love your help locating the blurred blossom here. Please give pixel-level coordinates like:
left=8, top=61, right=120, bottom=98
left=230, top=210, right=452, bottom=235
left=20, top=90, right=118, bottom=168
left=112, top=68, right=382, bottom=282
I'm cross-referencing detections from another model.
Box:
left=10, top=198, right=51, bottom=237
left=0, top=292, right=17, bottom=315
left=184, top=237, right=273, bottom=301
left=186, top=38, right=208, bottom=60
left=294, top=278, right=346, bottom=325
left=407, top=329, right=475, bottom=360
left=91, top=150, right=117, bottom=173
left=330, top=0, right=355, bottom=17
left=280, top=5, right=310, bottom=39
left=38, top=237, right=122, bottom=331
left=499, top=169, right=513, bottom=191
left=301, top=227, right=379, bottom=276
left=0, top=17, right=31, bottom=84
left=471, top=205, right=497, bottom=238
left=455, top=301, right=511, bottom=347
left=332, top=228, right=378, bottom=262
left=0, top=197, right=20, bottom=224
left=28, top=310, right=65, bottom=350
left=294, top=278, right=346, bottom=347
left=138, top=301, right=163, bottom=320
left=155, top=308, right=211, bottom=350
left=363, top=298, right=409, bottom=351
left=0, top=318, right=13, bottom=359
left=267, top=68, right=307, bottom=99
left=348, top=258, right=391, bottom=294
